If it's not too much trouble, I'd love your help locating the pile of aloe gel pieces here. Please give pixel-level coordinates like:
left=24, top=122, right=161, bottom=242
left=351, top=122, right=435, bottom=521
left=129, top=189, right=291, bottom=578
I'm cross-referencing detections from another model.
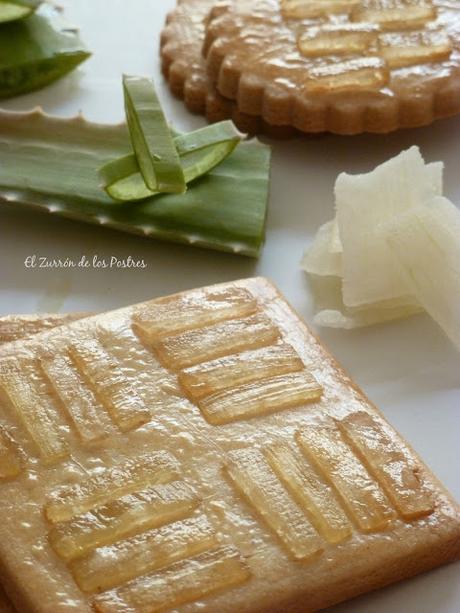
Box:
left=0, top=0, right=90, bottom=99
left=0, top=75, right=271, bottom=256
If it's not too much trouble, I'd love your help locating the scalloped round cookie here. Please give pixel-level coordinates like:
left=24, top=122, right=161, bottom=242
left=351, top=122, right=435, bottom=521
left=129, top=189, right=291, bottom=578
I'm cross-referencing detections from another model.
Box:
left=202, top=0, right=460, bottom=134
left=160, top=0, right=299, bottom=136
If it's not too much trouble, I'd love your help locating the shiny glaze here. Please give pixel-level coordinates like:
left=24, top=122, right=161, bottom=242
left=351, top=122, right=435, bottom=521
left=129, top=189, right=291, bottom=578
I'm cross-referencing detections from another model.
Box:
left=0, top=278, right=458, bottom=612
left=161, top=0, right=460, bottom=133
left=205, top=0, right=460, bottom=99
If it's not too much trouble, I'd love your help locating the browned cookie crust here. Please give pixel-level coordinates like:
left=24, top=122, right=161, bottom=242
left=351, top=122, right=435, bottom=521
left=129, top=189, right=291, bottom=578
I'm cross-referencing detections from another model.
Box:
left=160, top=0, right=299, bottom=136
left=204, top=0, right=460, bottom=134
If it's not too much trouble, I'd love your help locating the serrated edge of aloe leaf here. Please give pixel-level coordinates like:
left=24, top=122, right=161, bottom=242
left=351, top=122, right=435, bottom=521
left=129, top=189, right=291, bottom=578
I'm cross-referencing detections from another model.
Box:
left=122, top=74, right=186, bottom=194
left=0, top=108, right=270, bottom=258
left=99, top=121, right=242, bottom=203
left=0, top=189, right=260, bottom=257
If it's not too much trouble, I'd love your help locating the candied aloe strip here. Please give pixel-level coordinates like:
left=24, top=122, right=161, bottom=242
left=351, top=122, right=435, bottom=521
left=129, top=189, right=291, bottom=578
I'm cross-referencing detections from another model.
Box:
left=264, top=444, right=351, bottom=544
left=40, top=353, right=108, bottom=444
left=149, top=313, right=280, bottom=370
left=0, top=110, right=270, bottom=257
left=0, top=0, right=41, bottom=23
left=100, top=121, right=241, bottom=202
left=133, top=286, right=257, bottom=338
left=122, top=75, right=185, bottom=194
left=225, top=449, right=322, bottom=560
left=93, top=546, right=251, bottom=613
left=297, top=425, right=396, bottom=532
left=0, top=4, right=90, bottom=99
left=49, top=481, right=200, bottom=562
left=337, top=412, right=433, bottom=520
left=0, top=358, right=69, bottom=465
left=178, top=344, right=304, bottom=401
left=45, top=451, right=180, bottom=523
left=0, top=427, right=21, bottom=480
left=68, top=338, right=151, bottom=433
left=200, top=371, right=322, bottom=426
left=71, top=515, right=218, bottom=593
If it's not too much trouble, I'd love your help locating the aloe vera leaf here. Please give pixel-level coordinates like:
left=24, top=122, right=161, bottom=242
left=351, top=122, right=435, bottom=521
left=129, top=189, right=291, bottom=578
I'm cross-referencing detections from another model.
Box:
left=122, top=75, right=185, bottom=194
left=0, top=110, right=270, bottom=257
left=0, top=4, right=90, bottom=99
left=0, top=0, right=41, bottom=23
left=100, top=121, right=241, bottom=202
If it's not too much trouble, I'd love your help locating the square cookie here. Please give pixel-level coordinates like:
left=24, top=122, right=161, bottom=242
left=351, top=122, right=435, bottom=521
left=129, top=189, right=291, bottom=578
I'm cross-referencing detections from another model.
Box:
left=0, top=278, right=458, bottom=612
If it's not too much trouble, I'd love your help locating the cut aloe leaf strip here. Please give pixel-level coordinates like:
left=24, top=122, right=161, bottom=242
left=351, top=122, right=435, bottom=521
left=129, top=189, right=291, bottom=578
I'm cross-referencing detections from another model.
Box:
left=100, top=121, right=241, bottom=202
left=0, top=109, right=270, bottom=257
left=0, top=4, right=90, bottom=99
left=122, top=75, right=185, bottom=194
left=0, top=0, right=41, bottom=23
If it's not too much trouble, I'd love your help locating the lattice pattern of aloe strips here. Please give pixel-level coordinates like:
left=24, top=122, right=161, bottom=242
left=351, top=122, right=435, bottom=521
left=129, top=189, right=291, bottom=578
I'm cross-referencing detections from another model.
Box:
left=133, top=286, right=257, bottom=338
left=49, top=481, right=200, bottom=562
left=93, top=546, right=251, bottom=613
left=70, top=515, right=218, bottom=593
left=337, top=412, right=434, bottom=520
left=199, top=371, right=322, bottom=426
left=68, top=338, right=150, bottom=432
left=296, top=425, right=396, bottom=532
left=178, top=343, right=305, bottom=401
left=0, top=358, right=69, bottom=465
left=225, top=449, right=323, bottom=561
left=45, top=451, right=180, bottom=523
left=151, top=313, right=281, bottom=370
left=264, top=443, right=351, bottom=543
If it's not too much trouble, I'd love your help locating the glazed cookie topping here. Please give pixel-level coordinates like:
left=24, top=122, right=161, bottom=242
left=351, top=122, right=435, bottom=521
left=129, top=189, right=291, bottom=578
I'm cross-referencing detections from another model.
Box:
left=205, top=0, right=457, bottom=96
left=279, top=0, right=453, bottom=93
left=160, top=0, right=460, bottom=133
left=0, top=279, right=458, bottom=613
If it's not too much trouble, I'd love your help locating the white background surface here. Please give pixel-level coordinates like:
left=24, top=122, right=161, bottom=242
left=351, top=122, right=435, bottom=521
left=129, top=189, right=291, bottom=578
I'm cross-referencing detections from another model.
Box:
left=0, top=1, right=459, bottom=611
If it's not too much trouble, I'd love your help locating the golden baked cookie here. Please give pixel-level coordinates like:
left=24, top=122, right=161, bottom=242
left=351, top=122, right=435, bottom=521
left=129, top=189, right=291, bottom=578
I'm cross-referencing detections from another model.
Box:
left=204, top=0, right=460, bottom=134
left=160, top=0, right=299, bottom=136
left=0, top=278, right=459, bottom=612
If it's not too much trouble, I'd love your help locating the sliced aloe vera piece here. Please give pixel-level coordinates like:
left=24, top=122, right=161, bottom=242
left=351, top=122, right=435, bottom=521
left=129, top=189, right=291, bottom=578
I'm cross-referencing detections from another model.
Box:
left=384, top=196, right=460, bottom=348
left=0, top=4, right=90, bottom=99
left=336, top=148, right=443, bottom=307
left=100, top=121, right=241, bottom=202
left=122, top=75, right=185, bottom=194
left=0, top=0, right=40, bottom=23
left=0, top=109, right=270, bottom=257
left=308, top=276, right=422, bottom=329
left=301, top=219, right=342, bottom=277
